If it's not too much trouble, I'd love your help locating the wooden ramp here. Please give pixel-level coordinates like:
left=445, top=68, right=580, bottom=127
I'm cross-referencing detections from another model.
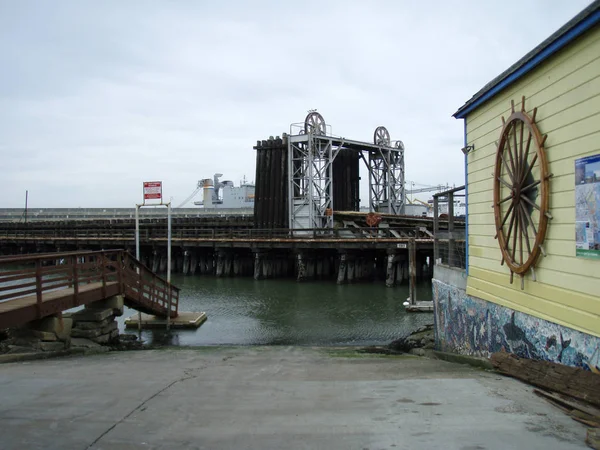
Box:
left=0, top=250, right=179, bottom=330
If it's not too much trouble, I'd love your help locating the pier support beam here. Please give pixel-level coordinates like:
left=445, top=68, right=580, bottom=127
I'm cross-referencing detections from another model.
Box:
left=151, top=252, right=160, bottom=273
left=254, top=252, right=263, bottom=280
left=216, top=252, right=225, bottom=277
left=408, top=239, right=417, bottom=305
left=189, top=252, right=197, bottom=275
left=233, top=255, right=241, bottom=276
left=385, top=253, right=396, bottom=287
left=337, top=253, right=347, bottom=284
left=296, top=253, right=307, bottom=282
left=347, top=259, right=355, bottom=283
left=182, top=251, right=190, bottom=275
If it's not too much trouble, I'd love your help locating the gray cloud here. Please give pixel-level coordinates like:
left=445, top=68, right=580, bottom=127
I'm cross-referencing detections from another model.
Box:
left=0, top=0, right=592, bottom=207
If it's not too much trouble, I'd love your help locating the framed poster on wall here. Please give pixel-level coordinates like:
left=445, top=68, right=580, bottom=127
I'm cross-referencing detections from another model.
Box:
left=575, top=154, right=600, bottom=259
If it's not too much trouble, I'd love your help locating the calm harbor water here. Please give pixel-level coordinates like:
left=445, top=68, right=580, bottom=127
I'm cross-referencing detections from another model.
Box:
left=118, top=275, right=434, bottom=346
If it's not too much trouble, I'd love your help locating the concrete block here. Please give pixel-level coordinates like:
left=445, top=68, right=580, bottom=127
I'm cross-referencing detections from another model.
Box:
left=89, top=295, right=124, bottom=317
left=39, top=341, right=66, bottom=352
left=55, top=318, right=73, bottom=341
left=409, top=348, right=426, bottom=356
left=28, top=315, right=62, bottom=334
left=71, top=328, right=102, bottom=339
left=71, top=308, right=114, bottom=322
left=11, top=336, right=42, bottom=349
left=125, top=311, right=207, bottom=329
left=92, top=329, right=119, bottom=345
left=30, top=330, right=58, bottom=342
left=74, top=318, right=112, bottom=330
left=70, top=338, right=102, bottom=349
left=6, top=345, right=38, bottom=354
left=100, top=321, right=118, bottom=335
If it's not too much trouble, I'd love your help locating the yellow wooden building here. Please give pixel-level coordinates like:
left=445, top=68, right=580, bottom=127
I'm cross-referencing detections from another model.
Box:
left=434, top=1, right=600, bottom=369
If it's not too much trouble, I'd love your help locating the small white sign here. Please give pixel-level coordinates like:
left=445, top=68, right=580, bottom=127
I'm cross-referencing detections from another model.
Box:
left=143, top=181, right=162, bottom=202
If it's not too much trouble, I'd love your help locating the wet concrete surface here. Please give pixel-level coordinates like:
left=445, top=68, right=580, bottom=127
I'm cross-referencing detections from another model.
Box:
left=0, top=346, right=589, bottom=450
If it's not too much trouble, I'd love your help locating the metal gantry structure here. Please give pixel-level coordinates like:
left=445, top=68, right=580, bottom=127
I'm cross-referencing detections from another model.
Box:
left=287, top=112, right=405, bottom=230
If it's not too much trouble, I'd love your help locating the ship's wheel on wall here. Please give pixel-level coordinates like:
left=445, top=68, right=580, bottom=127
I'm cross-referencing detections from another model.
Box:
left=493, top=97, right=553, bottom=289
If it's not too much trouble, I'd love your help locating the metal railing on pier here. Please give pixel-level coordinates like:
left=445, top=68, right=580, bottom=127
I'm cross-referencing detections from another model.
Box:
left=433, top=186, right=467, bottom=269
left=2, top=227, right=435, bottom=242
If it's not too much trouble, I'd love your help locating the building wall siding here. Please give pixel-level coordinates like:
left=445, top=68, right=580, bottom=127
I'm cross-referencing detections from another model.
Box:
left=464, top=26, right=600, bottom=338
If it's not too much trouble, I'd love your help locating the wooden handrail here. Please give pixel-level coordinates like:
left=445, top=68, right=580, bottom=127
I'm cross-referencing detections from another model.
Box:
left=0, top=249, right=124, bottom=264
left=0, top=249, right=180, bottom=323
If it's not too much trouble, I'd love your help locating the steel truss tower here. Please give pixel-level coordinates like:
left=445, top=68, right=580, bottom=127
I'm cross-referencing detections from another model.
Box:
left=288, top=112, right=405, bottom=231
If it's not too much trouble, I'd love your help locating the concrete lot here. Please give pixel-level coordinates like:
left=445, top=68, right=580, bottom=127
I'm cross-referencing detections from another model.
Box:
left=0, top=346, right=589, bottom=450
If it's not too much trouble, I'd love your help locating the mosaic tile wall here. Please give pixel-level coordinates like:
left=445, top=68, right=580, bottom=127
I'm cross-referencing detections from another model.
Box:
left=433, top=279, right=600, bottom=371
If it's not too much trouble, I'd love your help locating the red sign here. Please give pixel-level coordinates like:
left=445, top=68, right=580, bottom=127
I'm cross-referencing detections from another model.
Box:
left=143, top=181, right=162, bottom=201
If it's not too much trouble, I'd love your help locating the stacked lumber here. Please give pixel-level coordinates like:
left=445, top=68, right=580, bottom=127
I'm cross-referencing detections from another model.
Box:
left=491, top=352, right=600, bottom=449
left=490, top=352, right=600, bottom=407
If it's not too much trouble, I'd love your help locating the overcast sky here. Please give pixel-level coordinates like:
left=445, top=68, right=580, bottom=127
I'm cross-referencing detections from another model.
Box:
left=0, top=0, right=592, bottom=208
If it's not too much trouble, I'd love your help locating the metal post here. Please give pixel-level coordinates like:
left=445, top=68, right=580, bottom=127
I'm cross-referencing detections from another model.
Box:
left=135, top=205, right=141, bottom=332
left=408, top=238, right=417, bottom=306
left=327, top=141, right=334, bottom=229
left=368, top=152, right=374, bottom=212
left=35, top=259, right=42, bottom=319
left=433, top=196, right=439, bottom=264
left=166, top=202, right=172, bottom=331
left=24, top=190, right=28, bottom=226
left=135, top=205, right=140, bottom=262
left=386, top=151, right=392, bottom=214
left=307, top=137, right=314, bottom=229
left=448, top=192, right=455, bottom=267
left=73, top=255, right=79, bottom=305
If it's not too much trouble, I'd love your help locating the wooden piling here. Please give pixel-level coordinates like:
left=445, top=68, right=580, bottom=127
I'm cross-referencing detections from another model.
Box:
left=385, top=253, right=396, bottom=287
left=408, top=238, right=417, bottom=305
left=337, top=253, right=347, bottom=284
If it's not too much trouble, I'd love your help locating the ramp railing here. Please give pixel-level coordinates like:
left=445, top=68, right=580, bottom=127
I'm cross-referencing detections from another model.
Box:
left=0, top=250, right=179, bottom=329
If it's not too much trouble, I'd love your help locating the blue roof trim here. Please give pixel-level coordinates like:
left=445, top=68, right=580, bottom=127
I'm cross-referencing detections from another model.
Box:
left=454, top=9, right=600, bottom=119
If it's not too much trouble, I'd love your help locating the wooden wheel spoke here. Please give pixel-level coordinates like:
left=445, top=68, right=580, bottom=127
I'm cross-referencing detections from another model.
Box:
left=514, top=205, right=522, bottom=265
left=520, top=131, right=532, bottom=182
left=519, top=204, right=533, bottom=257
left=497, top=176, right=512, bottom=191
left=521, top=180, right=541, bottom=193
left=513, top=122, right=520, bottom=180
left=505, top=205, right=517, bottom=248
left=521, top=153, right=538, bottom=185
left=500, top=202, right=515, bottom=229
left=520, top=201, right=538, bottom=237
left=511, top=206, right=519, bottom=264
left=519, top=120, right=525, bottom=180
left=498, top=194, right=513, bottom=205
left=499, top=152, right=516, bottom=184
left=520, top=194, right=541, bottom=212
left=505, top=126, right=518, bottom=182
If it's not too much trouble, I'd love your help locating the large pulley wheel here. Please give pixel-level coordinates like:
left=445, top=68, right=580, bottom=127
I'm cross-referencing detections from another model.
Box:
left=304, top=112, right=326, bottom=135
left=374, top=126, right=390, bottom=146
left=493, top=97, right=552, bottom=286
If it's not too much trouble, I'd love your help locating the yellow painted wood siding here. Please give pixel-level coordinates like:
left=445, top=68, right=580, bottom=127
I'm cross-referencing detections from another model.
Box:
left=464, top=26, right=600, bottom=337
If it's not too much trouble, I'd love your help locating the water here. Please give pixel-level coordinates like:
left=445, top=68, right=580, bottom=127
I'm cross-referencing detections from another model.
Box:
left=118, top=275, right=433, bottom=346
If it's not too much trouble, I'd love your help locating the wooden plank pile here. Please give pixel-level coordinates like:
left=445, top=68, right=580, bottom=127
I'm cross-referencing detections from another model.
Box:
left=491, top=352, right=600, bottom=449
